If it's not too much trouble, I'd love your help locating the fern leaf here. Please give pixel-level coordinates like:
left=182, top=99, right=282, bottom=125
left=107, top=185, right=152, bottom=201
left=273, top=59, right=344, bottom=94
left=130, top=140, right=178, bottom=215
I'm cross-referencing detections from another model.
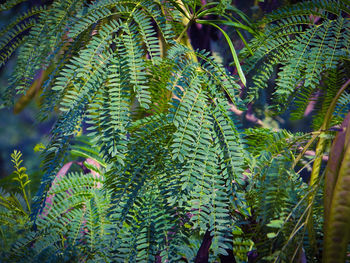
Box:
left=121, top=22, right=151, bottom=109
left=86, top=57, right=130, bottom=164
left=170, top=72, right=206, bottom=162
left=0, top=0, right=27, bottom=12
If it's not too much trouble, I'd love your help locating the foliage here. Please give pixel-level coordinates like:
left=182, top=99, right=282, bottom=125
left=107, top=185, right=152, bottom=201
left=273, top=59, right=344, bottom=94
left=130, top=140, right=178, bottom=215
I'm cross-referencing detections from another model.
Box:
left=242, top=0, right=350, bottom=125
left=0, top=0, right=349, bottom=262
left=0, top=150, right=31, bottom=256
left=323, top=112, right=350, bottom=263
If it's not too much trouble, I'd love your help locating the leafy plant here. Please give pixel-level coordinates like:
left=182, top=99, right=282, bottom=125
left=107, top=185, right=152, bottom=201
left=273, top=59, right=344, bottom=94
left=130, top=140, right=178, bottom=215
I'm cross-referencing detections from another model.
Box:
left=0, top=0, right=349, bottom=262
left=0, top=150, right=31, bottom=256
left=241, top=1, right=350, bottom=261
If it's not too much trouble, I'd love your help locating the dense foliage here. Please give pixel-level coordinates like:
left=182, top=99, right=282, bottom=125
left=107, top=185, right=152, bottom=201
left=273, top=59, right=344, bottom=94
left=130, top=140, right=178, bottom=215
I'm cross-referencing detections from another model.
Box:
left=0, top=0, right=349, bottom=262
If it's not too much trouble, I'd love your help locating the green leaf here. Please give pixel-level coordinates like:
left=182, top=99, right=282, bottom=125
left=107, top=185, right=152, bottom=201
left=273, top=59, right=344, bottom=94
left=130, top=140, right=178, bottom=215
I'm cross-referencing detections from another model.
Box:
left=267, top=232, right=278, bottom=239
left=267, top=219, right=284, bottom=228
left=197, top=20, right=246, bottom=86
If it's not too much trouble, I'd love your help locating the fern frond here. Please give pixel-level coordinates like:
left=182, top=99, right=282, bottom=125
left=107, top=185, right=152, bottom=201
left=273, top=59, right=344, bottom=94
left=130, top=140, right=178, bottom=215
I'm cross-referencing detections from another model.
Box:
left=132, top=8, right=162, bottom=64
left=310, top=65, right=350, bottom=128
left=0, top=5, right=45, bottom=66
left=0, top=35, right=27, bottom=70
left=86, top=55, right=130, bottom=165
left=0, top=0, right=27, bottom=12
left=32, top=21, right=127, bottom=199
left=333, top=91, right=350, bottom=122
left=121, top=22, right=151, bottom=108
left=69, top=0, right=174, bottom=42
left=247, top=154, right=310, bottom=261
left=0, top=1, right=257, bottom=261
left=243, top=0, right=350, bottom=116
left=196, top=49, right=243, bottom=108
left=0, top=6, right=43, bottom=37
left=68, top=4, right=117, bottom=39
left=0, top=20, right=36, bottom=56
left=28, top=172, right=111, bottom=260
left=8, top=0, right=85, bottom=98
left=170, top=72, right=206, bottom=162
left=262, top=0, right=348, bottom=24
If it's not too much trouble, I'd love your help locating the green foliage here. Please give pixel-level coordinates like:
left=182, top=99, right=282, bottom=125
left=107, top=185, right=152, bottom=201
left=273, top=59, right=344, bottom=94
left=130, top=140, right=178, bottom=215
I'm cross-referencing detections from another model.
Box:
left=247, top=154, right=312, bottom=261
left=0, top=0, right=349, bottom=262
left=0, top=150, right=31, bottom=257
left=242, top=0, right=350, bottom=121
left=0, top=0, right=252, bottom=261
left=312, top=65, right=350, bottom=129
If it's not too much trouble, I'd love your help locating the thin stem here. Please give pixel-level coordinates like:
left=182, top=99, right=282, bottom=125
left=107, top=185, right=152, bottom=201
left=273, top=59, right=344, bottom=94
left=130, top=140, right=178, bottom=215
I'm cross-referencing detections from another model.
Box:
left=126, top=2, right=141, bottom=23
left=176, top=20, right=193, bottom=43
left=21, top=180, right=31, bottom=214
left=309, top=78, right=350, bottom=186
left=302, top=79, right=350, bottom=256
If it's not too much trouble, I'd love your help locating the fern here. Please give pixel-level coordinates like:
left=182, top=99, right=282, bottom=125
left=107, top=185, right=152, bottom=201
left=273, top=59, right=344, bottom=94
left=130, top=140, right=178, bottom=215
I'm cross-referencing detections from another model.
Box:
left=0, top=0, right=28, bottom=12
left=312, top=65, right=350, bottom=128
left=1, top=0, right=349, bottom=262
left=0, top=151, right=32, bottom=258
left=242, top=0, right=350, bottom=116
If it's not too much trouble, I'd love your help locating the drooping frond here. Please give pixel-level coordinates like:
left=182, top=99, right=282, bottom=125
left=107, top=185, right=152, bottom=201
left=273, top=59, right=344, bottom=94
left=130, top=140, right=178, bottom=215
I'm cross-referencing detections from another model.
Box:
left=0, top=0, right=294, bottom=261
left=10, top=172, right=111, bottom=262
left=242, top=0, right=350, bottom=116
left=0, top=6, right=45, bottom=66
left=0, top=0, right=27, bottom=12
left=68, top=0, right=175, bottom=42
left=311, top=65, right=350, bottom=128
left=87, top=56, right=131, bottom=165
left=246, top=152, right=311, bottom=261
left=121, top=22, right=151, bottom=108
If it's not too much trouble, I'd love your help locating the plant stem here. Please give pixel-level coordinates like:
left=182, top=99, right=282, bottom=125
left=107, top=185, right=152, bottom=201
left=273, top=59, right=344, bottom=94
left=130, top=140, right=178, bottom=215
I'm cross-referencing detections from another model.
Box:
left=21, top=181, right=31, bottom=214
left=310, top=78, right=350, bottom=186
left=176, top=20, right=193, bottom=43
left=293, top=78, right=350, bottom=169
left=303, top=78, right=350, bottom=257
